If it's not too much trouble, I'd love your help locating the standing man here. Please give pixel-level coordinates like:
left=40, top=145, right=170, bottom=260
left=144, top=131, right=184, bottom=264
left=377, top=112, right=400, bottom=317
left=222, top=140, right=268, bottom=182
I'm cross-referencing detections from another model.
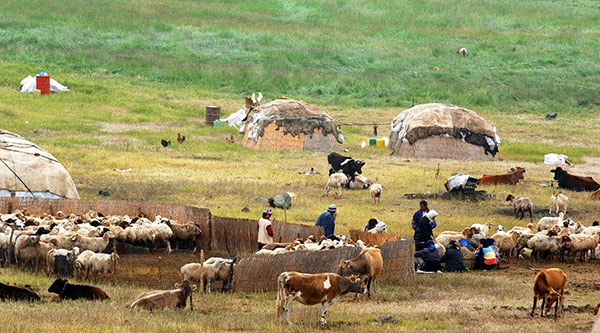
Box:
left=316, top=204, right=336, bottom=237
left=412, top=200, right=437, bottom=246
left=257, top=209, right=274, bottom=250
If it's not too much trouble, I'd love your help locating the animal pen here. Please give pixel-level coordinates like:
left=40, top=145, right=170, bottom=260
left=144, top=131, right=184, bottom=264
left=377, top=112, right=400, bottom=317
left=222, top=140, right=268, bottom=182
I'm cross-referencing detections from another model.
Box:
left=0, top=198, right=322, bottom=256
left=233, top=238, right=414, bottom=292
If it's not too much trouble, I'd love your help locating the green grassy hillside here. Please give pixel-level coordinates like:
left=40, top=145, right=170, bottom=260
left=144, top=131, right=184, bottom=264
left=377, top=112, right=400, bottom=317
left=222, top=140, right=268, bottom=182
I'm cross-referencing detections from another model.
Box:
left=1, top=0, right=599, bottom=111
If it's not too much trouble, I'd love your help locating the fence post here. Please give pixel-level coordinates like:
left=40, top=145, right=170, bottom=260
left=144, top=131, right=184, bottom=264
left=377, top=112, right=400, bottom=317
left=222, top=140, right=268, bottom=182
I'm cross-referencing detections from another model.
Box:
left=157, top=256, right=162, bottom=285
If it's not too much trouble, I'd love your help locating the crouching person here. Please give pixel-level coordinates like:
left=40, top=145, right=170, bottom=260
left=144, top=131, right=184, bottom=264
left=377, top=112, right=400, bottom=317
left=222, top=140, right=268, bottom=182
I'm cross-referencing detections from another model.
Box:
left=474, top=238, right=497, bottom=270
left=414, top=240, right=441, bottom=273
left=441, top=240, right=466, bottom=272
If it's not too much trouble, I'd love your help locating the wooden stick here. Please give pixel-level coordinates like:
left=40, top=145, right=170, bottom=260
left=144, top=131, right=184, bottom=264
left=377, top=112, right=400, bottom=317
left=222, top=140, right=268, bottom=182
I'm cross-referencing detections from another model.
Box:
left=158, top=256, right=162, bottom=284
left=283, top=208, right=287, bottom=224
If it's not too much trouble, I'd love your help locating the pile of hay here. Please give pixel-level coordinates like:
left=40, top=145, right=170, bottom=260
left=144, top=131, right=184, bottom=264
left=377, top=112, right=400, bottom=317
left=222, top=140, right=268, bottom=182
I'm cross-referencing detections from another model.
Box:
left=390, top=103, right=500, bottom=156
left=246, top=98, right=343, bottom=143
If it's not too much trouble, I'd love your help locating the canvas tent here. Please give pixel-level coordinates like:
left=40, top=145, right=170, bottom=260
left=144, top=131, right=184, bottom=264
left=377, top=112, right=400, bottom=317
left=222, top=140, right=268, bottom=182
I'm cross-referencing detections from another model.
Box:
left=0, top=130, right=79, bottom=199
left=242, top=98, right=343, bottom=152
left=390, top=103, right=500, bottom=160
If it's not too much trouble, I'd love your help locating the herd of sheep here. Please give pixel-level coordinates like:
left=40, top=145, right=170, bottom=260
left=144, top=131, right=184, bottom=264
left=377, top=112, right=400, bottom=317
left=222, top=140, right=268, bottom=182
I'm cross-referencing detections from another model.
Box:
left=0, top=209, right=202, bottom=279
left=435, top=192, right=599, bottom=265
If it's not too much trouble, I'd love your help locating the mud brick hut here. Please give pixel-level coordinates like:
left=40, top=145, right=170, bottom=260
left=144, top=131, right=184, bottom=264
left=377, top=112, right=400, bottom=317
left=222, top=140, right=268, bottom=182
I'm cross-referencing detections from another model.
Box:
left=390, top=103, right=501, bottom=160
left=242, top=98, right=344, bottom=152
left=0, top=130, right=79, bottom=199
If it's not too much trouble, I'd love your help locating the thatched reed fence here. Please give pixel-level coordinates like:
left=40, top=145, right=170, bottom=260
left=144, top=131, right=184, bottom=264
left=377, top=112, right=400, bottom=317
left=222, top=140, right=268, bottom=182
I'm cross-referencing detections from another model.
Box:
left=348, top=230, right=403, bottom=246
left=232, top=239, right=414, bottom=292
left=211, top=216, right=324, bottom=256
left=0, top=198, right=322, bottom=256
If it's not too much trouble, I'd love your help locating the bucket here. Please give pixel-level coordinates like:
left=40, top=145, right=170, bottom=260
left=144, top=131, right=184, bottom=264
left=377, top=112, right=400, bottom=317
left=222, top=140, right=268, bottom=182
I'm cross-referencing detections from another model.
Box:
left=205, top=105, right=221, bottom=125
left=36, top=76, right=50, bottom=95
left=376, top=139, right=385, bottom=148
left=369, top=138, right=377, bottom=146
left=213, top=119, right=223, bottom=128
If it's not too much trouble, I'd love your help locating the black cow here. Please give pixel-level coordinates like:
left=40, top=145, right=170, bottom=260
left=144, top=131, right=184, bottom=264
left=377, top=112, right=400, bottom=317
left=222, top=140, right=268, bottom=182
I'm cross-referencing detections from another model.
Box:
left=48, top=278, right=109, bottom=301
left=551, top=167, right=600, bottom=192
left=0, top=282, right=40, bottom=301
left=327, top=153, right=365, bottom=181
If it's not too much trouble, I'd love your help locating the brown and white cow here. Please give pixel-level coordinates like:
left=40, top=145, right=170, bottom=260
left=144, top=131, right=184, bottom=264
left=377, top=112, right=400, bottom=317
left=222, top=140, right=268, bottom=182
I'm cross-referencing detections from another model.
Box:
left=479, top=167, right=525, bottom=185
left=131, top=280, right=197, bottom=311
left=276, top=272, right=365, bottom=325
left=338, top=247, right=383, bottom=298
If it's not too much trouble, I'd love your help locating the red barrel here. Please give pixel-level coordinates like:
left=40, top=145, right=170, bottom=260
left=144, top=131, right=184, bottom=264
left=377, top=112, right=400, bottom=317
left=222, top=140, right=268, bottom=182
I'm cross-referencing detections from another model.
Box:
left=36, top=76, right=50, bottom=95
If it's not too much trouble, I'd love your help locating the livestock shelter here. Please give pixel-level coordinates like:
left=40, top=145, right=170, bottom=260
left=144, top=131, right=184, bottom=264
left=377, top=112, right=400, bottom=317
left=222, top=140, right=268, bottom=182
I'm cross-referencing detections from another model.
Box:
left=242, top=98, right=344, bottom=152
left=233, top=239, right=414, bottom=292
left=0, top=130, right=79, bottom=199
left=389, top=103, right=501, bottom=160
left=0, top=197, right=321, bottom=254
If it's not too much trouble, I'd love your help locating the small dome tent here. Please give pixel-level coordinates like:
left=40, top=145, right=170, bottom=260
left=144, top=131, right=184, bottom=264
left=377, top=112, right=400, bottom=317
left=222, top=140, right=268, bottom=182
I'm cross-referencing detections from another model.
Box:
left=0, top=130, right=79, bottom=199
left=390, top=103, right=500, bottom=160
left=242, top=98, right=343, bottom=152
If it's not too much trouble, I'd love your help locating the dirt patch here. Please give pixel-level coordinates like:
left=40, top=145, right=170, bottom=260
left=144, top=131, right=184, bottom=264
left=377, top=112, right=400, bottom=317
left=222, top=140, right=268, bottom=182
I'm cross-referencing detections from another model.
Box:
left=100, top=122, right=176, bottom=133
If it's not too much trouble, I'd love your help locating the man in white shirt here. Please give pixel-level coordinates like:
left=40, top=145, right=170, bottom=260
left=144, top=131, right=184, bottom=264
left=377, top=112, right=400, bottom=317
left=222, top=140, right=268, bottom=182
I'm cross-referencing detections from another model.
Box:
left=257, top=209, right=274, bottom=250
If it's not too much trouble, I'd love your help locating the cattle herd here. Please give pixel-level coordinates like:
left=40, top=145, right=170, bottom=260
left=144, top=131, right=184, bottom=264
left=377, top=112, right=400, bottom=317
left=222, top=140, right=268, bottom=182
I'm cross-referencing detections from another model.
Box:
left=1, top=160, right=600, bottom=326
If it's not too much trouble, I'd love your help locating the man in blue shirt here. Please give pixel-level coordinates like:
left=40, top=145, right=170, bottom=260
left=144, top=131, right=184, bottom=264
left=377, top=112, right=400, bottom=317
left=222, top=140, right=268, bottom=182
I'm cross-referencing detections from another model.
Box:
left=412, top=200, right=436, bottom=242
left=316, top=204, right=336, bottom=237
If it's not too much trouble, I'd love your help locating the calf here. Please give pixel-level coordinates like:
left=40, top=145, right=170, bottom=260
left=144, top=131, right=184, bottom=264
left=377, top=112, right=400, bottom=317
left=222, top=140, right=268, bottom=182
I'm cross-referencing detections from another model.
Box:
left=276, top=272, right=364, bottom=325
left=479, top=167, right=525, bottom=185
left=0, top=282, right=40, bottom=301
left=327, top=152, right=365, bottom=181
left=551, top=167, right=600, bottom=191
left=338, top=247, right=383, bottom=298
left=131, top=280, right=197, bottom=311
left=48, top=278, right=109, bottom=301
left=530, top=268, right=567, bottom=319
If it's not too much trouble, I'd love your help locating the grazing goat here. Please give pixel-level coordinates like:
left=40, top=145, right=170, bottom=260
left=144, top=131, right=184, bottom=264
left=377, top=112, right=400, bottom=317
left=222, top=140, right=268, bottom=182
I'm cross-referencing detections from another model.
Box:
left=550, top=192, right=568, bottom=215
left=370, top=183, right=382, bottom=205
left=506, top=194, right=533, bottom=222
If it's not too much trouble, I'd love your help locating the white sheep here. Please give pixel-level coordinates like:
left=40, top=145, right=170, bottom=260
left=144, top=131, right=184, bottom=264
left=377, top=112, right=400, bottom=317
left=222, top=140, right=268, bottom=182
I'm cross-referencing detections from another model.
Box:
left=470, top=221, right=493, bottom=238
left=526, top=230, right=561, bottom=260
left=74, top=250, right=96, bottom=279
left=325, top=172, right=348, bottom=198
left=74, top=233, right=111, bottom=253
left=536, top=212, right=567, bottom=232
left=88, top=253, right=119, bottom=280
left=370, top=184, right=383, bottom=205
left=560, top=232, right=599, bottom=262
left=550, top=192, right=568, bottom=215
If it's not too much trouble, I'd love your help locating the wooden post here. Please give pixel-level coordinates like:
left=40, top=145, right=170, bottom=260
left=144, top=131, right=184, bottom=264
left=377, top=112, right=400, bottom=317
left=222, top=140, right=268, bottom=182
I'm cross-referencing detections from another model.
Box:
left=283, top=208, right=287, bottom=224
left=248, top=230, right=253, bottom=253
left=199, top=249, right=205, bottom=293
left=157, top=256, right=162, bottom=284
left=112, top=241, right=117, bottom=275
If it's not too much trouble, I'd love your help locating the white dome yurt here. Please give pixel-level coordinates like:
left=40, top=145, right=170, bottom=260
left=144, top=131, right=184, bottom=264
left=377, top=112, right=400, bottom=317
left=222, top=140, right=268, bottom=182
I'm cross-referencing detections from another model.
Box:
left=0, top=130, right=79, bottom=199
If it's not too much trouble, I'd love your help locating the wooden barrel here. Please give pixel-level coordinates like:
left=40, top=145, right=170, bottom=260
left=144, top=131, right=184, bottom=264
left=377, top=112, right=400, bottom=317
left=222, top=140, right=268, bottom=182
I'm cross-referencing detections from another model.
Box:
left=205, top=105, right=221, bottom=125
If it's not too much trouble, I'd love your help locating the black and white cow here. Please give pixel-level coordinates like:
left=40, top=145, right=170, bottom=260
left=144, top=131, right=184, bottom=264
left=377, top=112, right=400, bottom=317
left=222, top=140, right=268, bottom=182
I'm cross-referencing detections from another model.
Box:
left=327, top=153, right=365, bottom=181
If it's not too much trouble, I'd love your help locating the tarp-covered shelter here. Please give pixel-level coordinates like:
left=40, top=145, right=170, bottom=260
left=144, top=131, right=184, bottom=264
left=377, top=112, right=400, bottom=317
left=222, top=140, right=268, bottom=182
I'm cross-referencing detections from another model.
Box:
left=242, top=98, right=343, bottom=152
left=0, top=130, right=79, bottom=199
left=390, top=103, right=500, bottom=160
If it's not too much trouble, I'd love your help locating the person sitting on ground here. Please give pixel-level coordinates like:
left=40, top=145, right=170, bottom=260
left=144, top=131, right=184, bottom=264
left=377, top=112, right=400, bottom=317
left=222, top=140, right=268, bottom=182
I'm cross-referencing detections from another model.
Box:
left=488, top=238, right=502, bottom=263
left=363, top=218, right=387, bottom=234
left=440, top=240, right=466, bottom=272
left=474, top=238, right=497, bottom=270
left=414, top=210, right=438, bottom=251
left=257, top=209, right=274, bottom=250
left=414, top=240, right=441, bottom=273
